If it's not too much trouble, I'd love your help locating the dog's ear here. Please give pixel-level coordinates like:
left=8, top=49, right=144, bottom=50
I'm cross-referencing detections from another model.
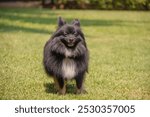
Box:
left=58, top=17, right=66, bottom=27
left=72, top=19, right=80, bottom=27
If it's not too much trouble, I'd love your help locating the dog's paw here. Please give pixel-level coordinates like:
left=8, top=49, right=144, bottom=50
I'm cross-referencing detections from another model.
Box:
left=57, top=89, right=66, bottom=95
left=75, top=89, right=88, bottom=95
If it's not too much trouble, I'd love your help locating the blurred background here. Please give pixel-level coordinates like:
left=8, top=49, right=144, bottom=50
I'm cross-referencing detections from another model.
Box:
left=0, top=0, right=150, bottom=10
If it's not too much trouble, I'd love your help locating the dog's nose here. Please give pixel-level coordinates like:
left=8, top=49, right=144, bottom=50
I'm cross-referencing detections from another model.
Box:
left=69, top=38, right=74, bottom=43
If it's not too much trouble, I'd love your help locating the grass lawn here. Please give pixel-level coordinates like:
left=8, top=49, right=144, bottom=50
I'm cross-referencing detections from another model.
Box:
left=0, top=8, right=150, bottom=100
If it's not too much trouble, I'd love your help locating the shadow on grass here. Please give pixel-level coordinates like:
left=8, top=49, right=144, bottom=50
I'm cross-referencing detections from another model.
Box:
left=44, top=83, right=75, bottom=94
left=0, top=8, right=57, bottom=16
left=0, top=23, right=52, bottom=34
left=1, top=9, right=149, bottom=34
left=1, top=13, right=57, bottom=25
left=1, top=11, right=149, bottom=26
left=0, top=10, right=56, bottom=34
left=44, top=83, right=56, bottom=94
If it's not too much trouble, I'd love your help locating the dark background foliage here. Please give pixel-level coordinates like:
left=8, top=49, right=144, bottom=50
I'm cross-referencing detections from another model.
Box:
left=0, top=0, right=150, bottom=10
left=42, top=0, right=150, bottom=10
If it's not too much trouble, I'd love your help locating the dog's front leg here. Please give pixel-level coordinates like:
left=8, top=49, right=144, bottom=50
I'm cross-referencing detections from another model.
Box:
left=55, top=77, right=66, bottom=95
left=75, top=74, right=87, bottom=94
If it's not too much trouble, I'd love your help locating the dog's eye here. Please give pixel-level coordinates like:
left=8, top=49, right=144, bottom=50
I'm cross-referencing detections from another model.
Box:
left=64, top=32, right=67, bottom=36
left=74, top=31, right=78, bottom=35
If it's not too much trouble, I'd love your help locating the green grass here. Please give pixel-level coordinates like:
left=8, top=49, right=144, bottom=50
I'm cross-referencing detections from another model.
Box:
left=0, top=8, right=150, bottom=100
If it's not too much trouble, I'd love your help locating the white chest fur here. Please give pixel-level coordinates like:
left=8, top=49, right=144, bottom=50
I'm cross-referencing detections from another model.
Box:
left=62, top=58, right=76, bottom=79
left=65, top=49, right=73, bottom=57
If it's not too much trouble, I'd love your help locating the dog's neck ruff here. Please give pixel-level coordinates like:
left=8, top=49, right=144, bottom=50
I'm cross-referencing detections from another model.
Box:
left=65, top=48, right=72, bottom=57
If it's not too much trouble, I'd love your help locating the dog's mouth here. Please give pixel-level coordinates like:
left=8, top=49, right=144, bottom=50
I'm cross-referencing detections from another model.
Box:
left=67, top=41, right=75, bottom=47
left=61, top=39, right=79, bottom=48
left=67, top=40, right=82, bottom=48
left=60, top=36, right=81, bottom=48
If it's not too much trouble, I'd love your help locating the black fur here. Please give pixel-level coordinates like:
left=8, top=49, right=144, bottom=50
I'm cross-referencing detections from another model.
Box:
left=43, top=17, right=89, bottom=94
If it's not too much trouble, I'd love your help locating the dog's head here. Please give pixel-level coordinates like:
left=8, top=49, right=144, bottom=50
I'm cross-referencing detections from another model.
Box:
left=53, top=17, right=85, bottom=48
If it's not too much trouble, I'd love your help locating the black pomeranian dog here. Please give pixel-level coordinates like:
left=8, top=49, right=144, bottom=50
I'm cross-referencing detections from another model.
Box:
left=43, top=17, right=89, bottom=95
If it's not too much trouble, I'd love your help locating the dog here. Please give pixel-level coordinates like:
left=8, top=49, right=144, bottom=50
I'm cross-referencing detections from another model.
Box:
left=43, top=17, right=89, bottom=95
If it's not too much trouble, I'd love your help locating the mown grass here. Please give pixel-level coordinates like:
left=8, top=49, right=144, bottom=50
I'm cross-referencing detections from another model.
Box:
left=0, top=8, right=150, bottom=99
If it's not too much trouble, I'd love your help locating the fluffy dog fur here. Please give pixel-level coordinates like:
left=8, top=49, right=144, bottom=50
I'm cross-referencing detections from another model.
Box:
left=43, top=17, right=89, bottom=94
